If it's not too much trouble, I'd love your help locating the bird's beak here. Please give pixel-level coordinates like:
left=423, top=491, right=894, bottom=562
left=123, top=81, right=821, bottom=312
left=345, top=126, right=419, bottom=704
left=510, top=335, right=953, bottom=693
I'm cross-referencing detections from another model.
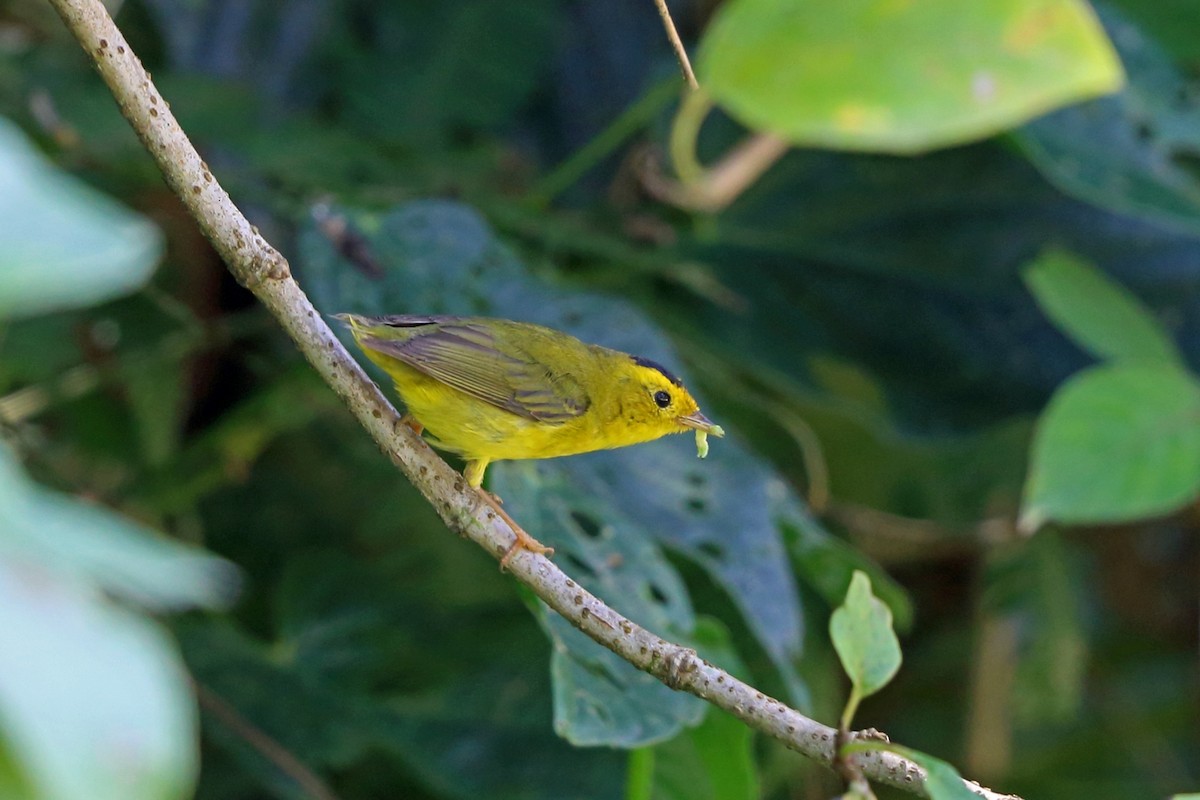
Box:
left=678, top=411, right=725, bottom=437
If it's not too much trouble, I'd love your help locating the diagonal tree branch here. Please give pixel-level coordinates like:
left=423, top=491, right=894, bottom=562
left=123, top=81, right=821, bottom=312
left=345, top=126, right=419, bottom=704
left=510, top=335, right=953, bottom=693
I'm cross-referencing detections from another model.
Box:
left=46, top=2, right=1020, bottom=798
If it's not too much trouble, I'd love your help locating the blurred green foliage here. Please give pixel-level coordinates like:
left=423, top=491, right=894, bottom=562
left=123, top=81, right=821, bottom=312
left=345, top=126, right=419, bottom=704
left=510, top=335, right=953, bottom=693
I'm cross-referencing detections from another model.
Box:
left=1, top=0, right=1198, bottom=798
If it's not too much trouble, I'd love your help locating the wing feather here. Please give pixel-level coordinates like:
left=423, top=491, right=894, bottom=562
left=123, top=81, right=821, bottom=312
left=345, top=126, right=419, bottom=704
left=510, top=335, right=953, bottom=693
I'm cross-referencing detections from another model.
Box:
left=359, top=321, right=589, bottom=422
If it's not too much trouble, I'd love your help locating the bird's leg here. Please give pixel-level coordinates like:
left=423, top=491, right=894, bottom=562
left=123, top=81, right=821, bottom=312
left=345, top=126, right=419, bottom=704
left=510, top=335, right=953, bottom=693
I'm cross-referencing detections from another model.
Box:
left=463, top=458, right=554, bottom=570
left=476, top=489, right=555, bottom=570
left=399, top=414, right=424, bottom=435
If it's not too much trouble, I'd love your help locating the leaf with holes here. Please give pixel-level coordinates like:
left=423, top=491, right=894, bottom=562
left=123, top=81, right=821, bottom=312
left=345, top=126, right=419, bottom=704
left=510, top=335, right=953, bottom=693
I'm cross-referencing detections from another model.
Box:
left=493, top=463, right=705, bottom=746
left=179, top=556, right=625, bottom=800
left=300, top=200, right=810, bottom=738
left=1015, top=5, right=1200, bottom=236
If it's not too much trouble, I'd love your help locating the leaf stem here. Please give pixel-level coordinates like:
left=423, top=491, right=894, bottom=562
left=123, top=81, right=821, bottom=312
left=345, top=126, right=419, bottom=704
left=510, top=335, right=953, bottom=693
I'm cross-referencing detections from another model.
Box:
left=525, top=79, right=678, bottom=210
left=669, top=86, right=712, bottom=186
left=625, top=748, right=655, bottom=800
left=841, top=684, right=863, bottom=735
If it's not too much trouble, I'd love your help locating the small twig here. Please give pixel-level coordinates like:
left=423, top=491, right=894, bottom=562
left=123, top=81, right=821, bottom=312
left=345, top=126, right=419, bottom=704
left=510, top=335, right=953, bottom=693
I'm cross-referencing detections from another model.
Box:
left=769, top=403, right=831, bottom=513
left=46, top=3, right=1022, bottom=798
left=651, top=0, right=698, bottom=90
left=195, top=683, right=341, bottom=800
left=827, top=502, right=1017, bottom=564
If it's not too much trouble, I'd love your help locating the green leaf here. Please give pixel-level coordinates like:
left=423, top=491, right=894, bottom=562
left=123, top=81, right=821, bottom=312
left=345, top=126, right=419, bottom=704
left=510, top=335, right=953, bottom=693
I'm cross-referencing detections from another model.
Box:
left=495, top=464, right=704, bottom=747
left=642, top=619, right=758, bottom=800
left=697, top=0, right=1124, bottom=153
left=0, top=557, right=198, bottom=800
left=1169, top=794, right=1200, bottom=800
left=0, top=444, right=238, bottom=611
left=1107, top=0, right=1200, bottom=60
left=830, top=571, right=901, bottom=700
left=899, top=749, right=980, bottom=800
left=1023, top=249, right=1180, bottom=365
left=1022, top=363, right=1200, bottom=529
left=1015, top=6, right=1200, bottom=236
left=646, top=708, right=758, bottom=800
left=0, top=117, right=161, bottom=319
left=1014, top=533, right=1086, bottom=724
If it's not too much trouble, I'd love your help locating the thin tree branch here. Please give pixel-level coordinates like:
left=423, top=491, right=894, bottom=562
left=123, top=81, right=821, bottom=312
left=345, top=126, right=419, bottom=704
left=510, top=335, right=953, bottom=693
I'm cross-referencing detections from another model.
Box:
left=47, top=3, right=1020, bottom=798
left=651, top=0, right=698, bottom=90
left=195, top=683, right=342, bottom=800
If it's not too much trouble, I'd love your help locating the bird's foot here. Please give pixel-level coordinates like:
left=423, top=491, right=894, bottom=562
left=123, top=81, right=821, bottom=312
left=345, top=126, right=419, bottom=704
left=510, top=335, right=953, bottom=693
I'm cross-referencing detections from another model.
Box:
left=499, top=527, right=555, bottom=571
left=476, top=489, right=554, bottom=570
left=399, top=414, right=424, bottom=435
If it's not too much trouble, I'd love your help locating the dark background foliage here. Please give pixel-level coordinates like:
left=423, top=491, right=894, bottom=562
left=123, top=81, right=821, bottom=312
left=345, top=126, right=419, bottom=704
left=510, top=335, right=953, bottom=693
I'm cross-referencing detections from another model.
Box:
left=1, top=0, right=1198, bottom=798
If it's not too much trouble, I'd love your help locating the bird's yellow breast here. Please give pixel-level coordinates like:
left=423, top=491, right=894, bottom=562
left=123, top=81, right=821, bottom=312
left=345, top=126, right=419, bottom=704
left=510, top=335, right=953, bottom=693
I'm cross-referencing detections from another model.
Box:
left=378, top=357, right=680, bottom=463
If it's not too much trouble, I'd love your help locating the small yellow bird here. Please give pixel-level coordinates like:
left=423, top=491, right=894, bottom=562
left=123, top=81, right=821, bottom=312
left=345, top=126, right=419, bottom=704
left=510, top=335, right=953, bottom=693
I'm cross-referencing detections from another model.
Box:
left=337, top=314, right=724, bottom=564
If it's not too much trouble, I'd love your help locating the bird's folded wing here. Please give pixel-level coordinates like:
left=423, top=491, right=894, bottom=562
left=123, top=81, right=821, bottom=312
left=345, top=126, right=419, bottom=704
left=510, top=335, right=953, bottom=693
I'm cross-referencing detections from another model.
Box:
left=360, top=323, right=589, bottom=422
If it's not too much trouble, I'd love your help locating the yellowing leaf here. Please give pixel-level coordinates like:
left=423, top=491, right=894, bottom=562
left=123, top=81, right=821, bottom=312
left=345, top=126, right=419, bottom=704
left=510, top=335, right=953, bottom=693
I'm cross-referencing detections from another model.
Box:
left=698, top=0, right=1125, bottom=153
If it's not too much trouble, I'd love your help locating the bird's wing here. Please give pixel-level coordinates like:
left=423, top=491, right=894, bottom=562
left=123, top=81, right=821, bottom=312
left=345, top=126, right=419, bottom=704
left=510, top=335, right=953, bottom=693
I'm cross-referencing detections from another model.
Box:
left=358, top=321, right=590, bottom=422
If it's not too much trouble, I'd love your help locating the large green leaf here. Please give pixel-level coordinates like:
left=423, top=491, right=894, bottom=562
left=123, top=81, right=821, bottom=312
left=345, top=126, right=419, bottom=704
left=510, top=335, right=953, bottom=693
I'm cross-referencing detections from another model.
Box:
left=0, top=443, right=235, bottom=800
left=299, top=200, right=811, bottom=733
left=698, top=0, right=1123, bottom=153
left=1022, top=363, right=1200, bottom=528
left=1022, top=249, right=1181, bottom=365
left=1108, top=0, right=1200, bottom=60
left=0, top=445, right=237, bottom=611
left=1015, top=6, right=1200, bottom=235
left=495, top=464, right=704, bottom=746
left=0, top=558, right=198, bottom=800
left=0, top=117, right=161, bottom=319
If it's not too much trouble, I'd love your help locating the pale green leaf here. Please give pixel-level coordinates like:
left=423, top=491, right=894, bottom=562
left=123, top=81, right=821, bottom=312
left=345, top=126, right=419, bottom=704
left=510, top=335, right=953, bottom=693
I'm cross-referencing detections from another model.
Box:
left=904, top=750, right=981, bottom=800
left=1022, top=364, right=1200, bottom=529
left=830, top=571, right=901, bottom=699
left=0, top=557, right=198, bottom=800
left=1023, top=249, right=1180, bottom=365
left=0, top=445, right=237, bottom=611
left=0, top=117, right=161, bottom=319
left=698, top=0, right=1124, bottom=153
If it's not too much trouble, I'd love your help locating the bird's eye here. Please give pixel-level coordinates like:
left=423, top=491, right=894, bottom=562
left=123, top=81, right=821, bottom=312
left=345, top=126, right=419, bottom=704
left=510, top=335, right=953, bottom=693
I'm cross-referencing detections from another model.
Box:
left=654, top=390, right=671, bottom=408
